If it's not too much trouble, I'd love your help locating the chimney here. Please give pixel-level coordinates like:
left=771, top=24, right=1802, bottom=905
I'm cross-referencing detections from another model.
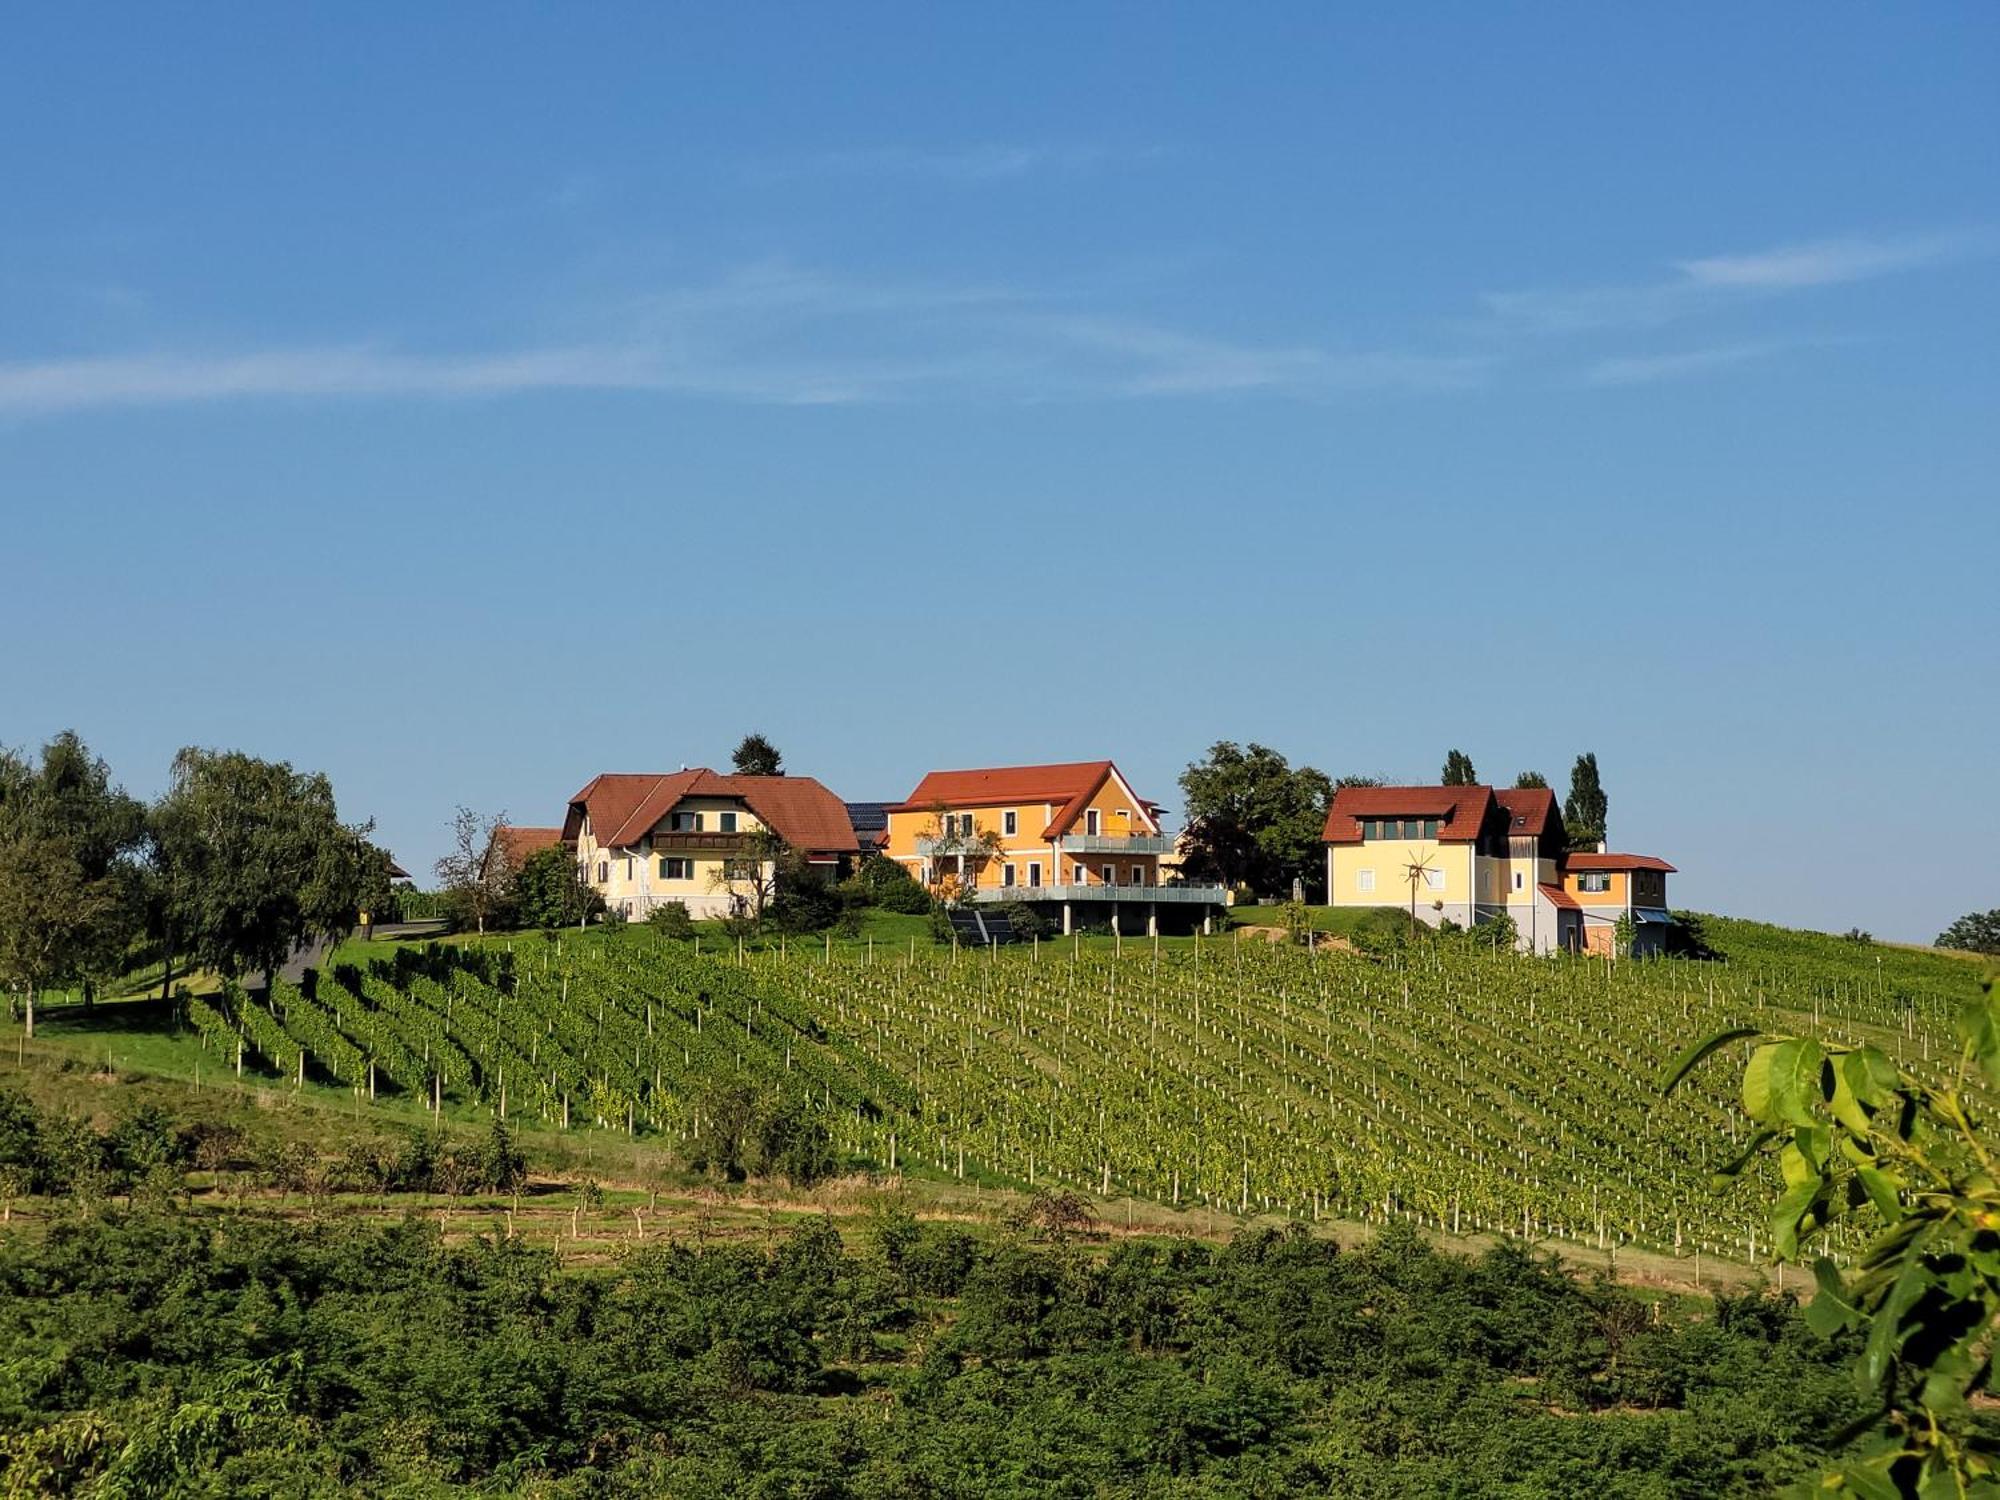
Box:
left=1596, top=839, right=1607, bottom=854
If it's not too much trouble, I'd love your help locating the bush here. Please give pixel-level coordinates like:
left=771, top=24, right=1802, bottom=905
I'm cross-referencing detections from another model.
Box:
left=992, top=901, right=1048, bottom=941
left=857, top=855, right=934, bottom=914
left=772, top=860, right=844, bottom=934
left=647, top=901, right=695, bottom=939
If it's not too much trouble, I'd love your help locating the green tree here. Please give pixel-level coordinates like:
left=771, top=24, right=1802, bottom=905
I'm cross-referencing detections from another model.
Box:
left=514, top=844, right=601, bottom=928
left=1665, top=979, right=2000, bottom=1498
left=150, top=747, right=372, bottom=987
left=1512, top=770, right=1549, bottom=790
left=0, top=732, right=147, bottom=1034
left=1935, top=909, right=2000, bottom=955
left=1563, top=752, right=1608, bottom=850
left=1177, top=742, right=1335, bottom=898
left=1441, top=749, right=1477, bottom=786
left=731, top=733, right=784, bottom=777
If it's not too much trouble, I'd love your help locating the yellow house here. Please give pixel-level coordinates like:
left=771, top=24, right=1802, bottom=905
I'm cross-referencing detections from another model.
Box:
left=562, top=770, right=860, bottom=920
left=882, top=760, right=1226, bottom=934
left=1323, top=783, right=1673, bottom=955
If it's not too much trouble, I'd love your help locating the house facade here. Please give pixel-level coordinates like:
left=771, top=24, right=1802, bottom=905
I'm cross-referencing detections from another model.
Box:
left=882, top=760, right=1226, bottom=934
left=562, top=770, right=860, bottom=920
left=1323, top=783, right=1674, bottom=955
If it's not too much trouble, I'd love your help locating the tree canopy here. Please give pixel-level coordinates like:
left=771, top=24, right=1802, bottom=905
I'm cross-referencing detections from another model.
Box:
left=1563, top=752, right=1607, bottom=850
left=1935, top=908, right=2000, bottom=955
left=1177, top=742, right=1334, bottom=897
left=731, top=733, right=784, bottom=777
left=151, top=747, right=373, bottom=983
left=1440, top=749, right=1477, bottom=786
left=1512, top=770, right=1549, bottom=790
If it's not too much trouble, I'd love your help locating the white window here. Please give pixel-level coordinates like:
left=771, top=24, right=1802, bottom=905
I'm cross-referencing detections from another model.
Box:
left=1357, top=869, right=1375, bottom=893
left=672, top=812, right=703, bottom=833
left=1003, top=809, right=1018, bottom=837
left=1101, top=864, right=1115, bottom=885
left=1027, top=862, right=1042, bottom=888
left=1073, top=865, right=1088, bottom=884
left=596, top=861, right=609, bottom=884
left=1085, top=809, right=1101, bottom=836
left=1002, top=864, right=1016, bottom=887
left=1130, top=865, right=1146, bottom=886
left=1578, top=872, right=1612, bottom=893
left=1424, top=868, right=1446, bottom=891
left=660, top=857, right=693, bottom=881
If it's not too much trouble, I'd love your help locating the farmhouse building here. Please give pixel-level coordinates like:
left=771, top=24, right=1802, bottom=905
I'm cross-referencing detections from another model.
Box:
left=562, top=770, right=861, bottom=920
left=1322, top=784, right=1675, bottom=955
left=881, top=760, right=1227, bottom=935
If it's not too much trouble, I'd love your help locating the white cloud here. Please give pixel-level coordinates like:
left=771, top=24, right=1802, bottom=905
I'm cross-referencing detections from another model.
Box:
left=1584, top=343, right=1781, bottom=387
left=0, top=264, right=1483, bottom=416
left=1486, top=228, right=1993, bottom=333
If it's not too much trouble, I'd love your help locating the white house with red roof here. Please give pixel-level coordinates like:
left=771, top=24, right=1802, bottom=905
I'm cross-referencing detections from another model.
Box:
left=562, top=770, right=861, bottom=920
left=1322, top=784, right=1675, bottom=955
left=882, top=760, right=1226, bottom=934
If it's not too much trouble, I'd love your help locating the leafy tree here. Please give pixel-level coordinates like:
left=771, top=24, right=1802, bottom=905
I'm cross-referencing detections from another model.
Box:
left=1563, top=752, right=1608, bottom=850
left=1935, top=908, right=2000, bottom=955
left=151, top=747, right=372, bottom=986
left=731, top=733, right=784, bottom=777
left=771, top=853, right=843, bottom=934
left=710, top=826, right=788, bottom=926
left=853, top=854, right=932, bottom=914
left=645, top=900, right=695, bottom=939
left=1178, top=742, right=1334, bottom=898
left=1665, top=978, right=2000, bottom=1498
left=514, top=843, right=601, bottom=929
left=1440, top=749, right=1477, bottom=786
left=0, top=732, right=148, bottom=1033
left=1512, top=770, right=1549, bottom=790
left=433, top=806, right=515, bottom=934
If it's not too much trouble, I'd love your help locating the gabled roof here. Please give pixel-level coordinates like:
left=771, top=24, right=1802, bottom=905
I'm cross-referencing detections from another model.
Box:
left=1564, top=852, right=1677, bottom=874
left=563, top=771, right=860, bottom=854
left=499, top=826, right=564, bottom=865
left=1322, top=784, right=1495, bottom=844
left=1538, top=882, right=1582, bottom=910
left=1495, top=787, right=1560, bottom=840
left=888, top=760, right=1158, bottom=839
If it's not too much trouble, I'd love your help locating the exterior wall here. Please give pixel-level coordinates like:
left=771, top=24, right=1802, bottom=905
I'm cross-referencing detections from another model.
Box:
left=577, top=796, right=776, bottom=919
left=1328, top=839, right=1473, bottom=910
left=886, top=781, right=1167, bottom=896
left=1630, top=869, right=1669, bottom=908
left=1565, top=870, right=1630, bottom=907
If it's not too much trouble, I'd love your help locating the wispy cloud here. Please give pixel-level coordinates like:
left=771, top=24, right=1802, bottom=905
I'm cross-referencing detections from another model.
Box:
left=747, top=143, right=1153, bottom=184
left=1584, top=343, right=1782, bottom=387
left=0, top=262, right=1481, bottom=416
left=1487, top=228, right=1994, bottom=333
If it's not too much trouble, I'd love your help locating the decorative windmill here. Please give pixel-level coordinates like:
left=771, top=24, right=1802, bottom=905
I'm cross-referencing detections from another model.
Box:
left=1403, top=846, right=1437, bottom=934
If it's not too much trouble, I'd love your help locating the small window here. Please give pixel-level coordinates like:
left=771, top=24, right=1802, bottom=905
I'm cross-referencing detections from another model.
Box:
left=1512, top=870, right=1524, bottom=891
left=672, top=811, right=704, bottom=833
left=1028, top=862, right=1041, bottom=887
left=1357, top=869, right=1375, bottom=893
left=623, top=857, right=633, bottom=880
left=719, top=812, right=738, bottom=833
left=596, top=861, right=608, bottom=883
left=1362, top=820, right=1378, bottom=840
left=1424, top=868, right=1446, bottom=891
left=1424, top=819, right=1439, bottom=838
left=1073, top=865, right=1088, bottom=885
left=1003, top=810, right=1018, bottom=837
left=1130, top=865, right=1146, bottom=886
left=1102, top=864, right=1115, bottom=885
left=1002, top=864, right=1016, bottom=887
left=1578, top=871, right=1612, bottom=893
left=1086, top=809, right=1101, bottom=836
left=660, top=857, right=694, bottom=881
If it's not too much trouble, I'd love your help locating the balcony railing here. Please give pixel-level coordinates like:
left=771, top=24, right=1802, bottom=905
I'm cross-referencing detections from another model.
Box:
left=647, top=832, right=755, bottom=854
left=971, top=883, right=1227, bottom=905
left=1060, top=833, right=1174, bottom=854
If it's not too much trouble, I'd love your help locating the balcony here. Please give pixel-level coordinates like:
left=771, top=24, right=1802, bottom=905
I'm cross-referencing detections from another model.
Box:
left=648, top=832, right=756, bottom=854
left=1060, top=832, right=1175, bottom=854
left=971, top=883, right=1227, bottom=905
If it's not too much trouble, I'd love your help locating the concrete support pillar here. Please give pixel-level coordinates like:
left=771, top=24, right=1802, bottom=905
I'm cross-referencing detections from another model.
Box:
left=1062, top=903, right=1073, bottom=935
left=1146, top=906, right=1158, bottom=938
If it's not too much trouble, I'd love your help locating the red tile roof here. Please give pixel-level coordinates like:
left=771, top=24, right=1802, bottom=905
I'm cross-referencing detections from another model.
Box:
left=1322, top=784, right=1495, bottom=844
left=888, top=760, right=1158, bottom=839
left=498, top=826, right=564, bottom=864
left=1538, top=882, right=1582, bottom=910
left=1495, top=787, right=1560, bottom=840
left=1564, top=852, right=1677, bottom=873
left=563, top=771, right=860, bottom=855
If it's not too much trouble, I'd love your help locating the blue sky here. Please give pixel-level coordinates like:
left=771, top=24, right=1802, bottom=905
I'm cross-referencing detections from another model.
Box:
left=3, top=6, right=1996, bottom=940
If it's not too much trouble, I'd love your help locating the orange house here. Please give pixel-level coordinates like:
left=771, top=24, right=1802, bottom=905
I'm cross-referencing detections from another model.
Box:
left=1561, top=852, right=1677, bottom=956
left=882, top=760, right=1226, bottom=934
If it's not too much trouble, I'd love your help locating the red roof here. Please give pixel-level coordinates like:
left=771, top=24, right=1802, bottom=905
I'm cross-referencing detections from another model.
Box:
left=1322, top=784, right=1495, bottom=844
left=498, top=826, right=564, bottom=864
left=1564, top=852, right=1677, bottom=873
left=563, top=771, right=860, bottom=855
left=888, top=760, right=1158, bottom=839
left=1538, top=882, right=1582, bottom=910
left=1495, top=787, right=1560, bottom=840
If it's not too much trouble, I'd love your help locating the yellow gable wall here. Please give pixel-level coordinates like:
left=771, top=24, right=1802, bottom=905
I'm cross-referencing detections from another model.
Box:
left=1566, top=870, right=1628, bottom=905
left=1328, top=840, right=1474, bottom=905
